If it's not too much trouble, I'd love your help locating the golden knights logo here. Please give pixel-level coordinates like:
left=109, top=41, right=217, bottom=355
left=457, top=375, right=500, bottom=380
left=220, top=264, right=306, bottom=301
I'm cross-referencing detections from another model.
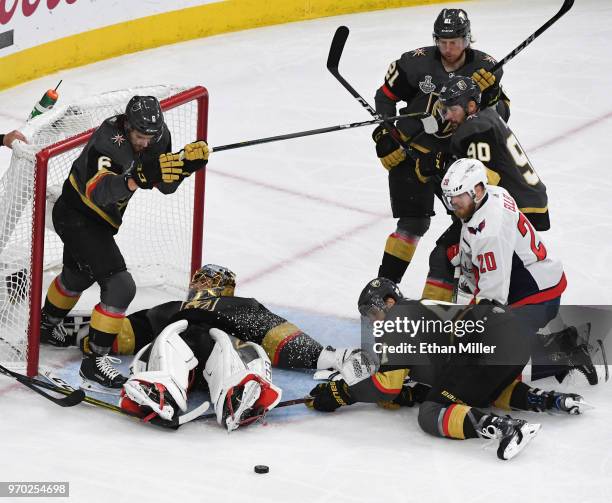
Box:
left=419, top=75, right=436, bottom=94
left=426, top=92, right=455, bottom=139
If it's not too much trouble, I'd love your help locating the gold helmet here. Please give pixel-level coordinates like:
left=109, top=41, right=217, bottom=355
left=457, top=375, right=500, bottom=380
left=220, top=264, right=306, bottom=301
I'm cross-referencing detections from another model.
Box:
left=187, top=264, right=236, bottom=302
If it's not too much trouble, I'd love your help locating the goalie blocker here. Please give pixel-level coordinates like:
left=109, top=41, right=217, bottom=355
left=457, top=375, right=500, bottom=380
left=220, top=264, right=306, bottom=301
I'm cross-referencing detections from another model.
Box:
left=121, top=319, right=281, bottom=431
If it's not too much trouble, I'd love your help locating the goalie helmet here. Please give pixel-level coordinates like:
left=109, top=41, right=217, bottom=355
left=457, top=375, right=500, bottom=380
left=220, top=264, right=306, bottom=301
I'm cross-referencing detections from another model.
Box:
left=433, top=8, right=471, bottom=43
left=439, top=76, right=481, bottom=112
left=441, top=158, right=488, bottom=205
left=186, top=264, right=236, bottom=303
left=125, top=95, right=164, bottom=140
left=358, top=278, right=403, bottom=318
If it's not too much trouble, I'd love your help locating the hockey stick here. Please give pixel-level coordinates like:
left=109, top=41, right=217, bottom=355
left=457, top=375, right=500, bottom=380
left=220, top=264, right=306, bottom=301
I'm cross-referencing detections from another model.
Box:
left=43, top=371, right=308, bottom=427
left=327, top=26, right=418, bottom=159
left=209, top=112, right=412, bottom=153
left=490, top=0, right=574, bottom=72
left=328, top=0, right=574, bottom=148
left=0, top=363, right=85, bottom=407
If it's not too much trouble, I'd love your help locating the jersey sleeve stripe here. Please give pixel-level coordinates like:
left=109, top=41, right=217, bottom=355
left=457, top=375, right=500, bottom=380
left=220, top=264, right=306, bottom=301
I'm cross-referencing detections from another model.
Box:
left=381, top=84, right=400, bottom=101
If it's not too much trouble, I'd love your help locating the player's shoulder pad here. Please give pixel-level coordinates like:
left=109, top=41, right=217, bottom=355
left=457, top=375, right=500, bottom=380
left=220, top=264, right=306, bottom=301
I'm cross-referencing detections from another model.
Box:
left=91, top=115, right=129, bottom=156
left=469, top=190, right=508, bottom=238
left=471, top=48, right=499, bottom=69
left=457, top=113, right=495, bottom=137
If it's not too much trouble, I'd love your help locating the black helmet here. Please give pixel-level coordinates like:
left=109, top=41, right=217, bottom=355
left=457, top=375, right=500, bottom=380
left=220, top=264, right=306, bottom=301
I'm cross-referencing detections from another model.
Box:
left=358, top=278, right=403, bottom=318
left=433, top=8, right=471, bottom=42
left=125, top=95, right=164, bottom=140
left=439, top=75, right=481, bottom=111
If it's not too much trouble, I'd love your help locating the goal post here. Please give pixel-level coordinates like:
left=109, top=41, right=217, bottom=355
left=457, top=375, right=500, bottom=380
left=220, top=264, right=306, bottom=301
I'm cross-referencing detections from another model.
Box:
left=0, top=85, right=208, bottom=376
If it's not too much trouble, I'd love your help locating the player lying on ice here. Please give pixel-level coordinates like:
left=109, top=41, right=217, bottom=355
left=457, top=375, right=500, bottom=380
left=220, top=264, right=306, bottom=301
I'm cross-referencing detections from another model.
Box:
left=43, top=264, right=364, bottom=430
left=308, top=277, right=590, bottom=460
left=308, top=159, right=598, bottom=460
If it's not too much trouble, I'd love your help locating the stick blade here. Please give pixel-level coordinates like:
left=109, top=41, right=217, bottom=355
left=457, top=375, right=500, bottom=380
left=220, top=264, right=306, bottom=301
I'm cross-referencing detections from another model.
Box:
left=61, top=389, right=86, bottom=407
left=327, top=26, right=350, bottom=71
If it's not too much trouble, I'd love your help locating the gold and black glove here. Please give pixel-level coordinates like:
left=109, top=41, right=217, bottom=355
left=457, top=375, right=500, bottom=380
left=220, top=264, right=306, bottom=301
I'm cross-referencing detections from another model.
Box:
left=472, top=68, right=496, bottom=93
left=159, top=152, right=186, bottom=183
left=372, top=125, right=406, bottom=171
left=182, top=140, right=209, bottom=174
left=416, top=151, right=448, bottom=180
left=377, top=382, right=431, bottom=410
left=306, top=380, right=354, bottom=412
left=133, top=160, right=162, bottom=189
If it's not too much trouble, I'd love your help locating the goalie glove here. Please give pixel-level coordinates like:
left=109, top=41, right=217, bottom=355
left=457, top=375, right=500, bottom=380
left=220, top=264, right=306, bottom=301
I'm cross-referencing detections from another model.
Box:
left=372, top=125, right=406, bottom=171
left=472, top=68, right=496, bottom=93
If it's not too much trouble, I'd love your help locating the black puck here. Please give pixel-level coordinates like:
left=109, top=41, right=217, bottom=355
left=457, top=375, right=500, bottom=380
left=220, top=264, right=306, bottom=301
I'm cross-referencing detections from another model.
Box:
left=254, top=465, right=269, bottom=474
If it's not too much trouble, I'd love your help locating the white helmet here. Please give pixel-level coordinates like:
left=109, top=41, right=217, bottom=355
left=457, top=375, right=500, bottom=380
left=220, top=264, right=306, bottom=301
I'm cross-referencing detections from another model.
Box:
left=441, top=158, right=488, bottom=205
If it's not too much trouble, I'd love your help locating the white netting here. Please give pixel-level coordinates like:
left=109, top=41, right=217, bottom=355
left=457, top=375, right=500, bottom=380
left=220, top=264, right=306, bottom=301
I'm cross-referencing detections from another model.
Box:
left=0, top=85, right=206, bottom=372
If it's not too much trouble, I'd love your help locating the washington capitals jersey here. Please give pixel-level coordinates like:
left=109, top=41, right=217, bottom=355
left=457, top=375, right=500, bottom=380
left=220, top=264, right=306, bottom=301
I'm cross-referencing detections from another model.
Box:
left=451, top=107, right=549, bottom=230
left=375, top=46, right=504, bottom=151
left=458, top=186, right=565, bottom=306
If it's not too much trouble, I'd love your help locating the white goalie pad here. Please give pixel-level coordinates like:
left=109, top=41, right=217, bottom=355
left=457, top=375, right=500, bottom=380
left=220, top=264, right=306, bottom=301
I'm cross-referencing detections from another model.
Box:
left=124, top=320, right=198, bottom=421
left=204, top=328, right=282, bottom=432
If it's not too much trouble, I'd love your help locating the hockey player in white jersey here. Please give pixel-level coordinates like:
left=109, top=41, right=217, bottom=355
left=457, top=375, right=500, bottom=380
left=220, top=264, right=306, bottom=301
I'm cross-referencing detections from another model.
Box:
left=441, top=158, right=566, bottom=307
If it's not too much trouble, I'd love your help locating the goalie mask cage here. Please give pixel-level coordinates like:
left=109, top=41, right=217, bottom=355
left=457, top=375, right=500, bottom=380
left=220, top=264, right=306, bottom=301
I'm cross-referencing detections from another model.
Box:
left=0, top=85, right=208, bottom=376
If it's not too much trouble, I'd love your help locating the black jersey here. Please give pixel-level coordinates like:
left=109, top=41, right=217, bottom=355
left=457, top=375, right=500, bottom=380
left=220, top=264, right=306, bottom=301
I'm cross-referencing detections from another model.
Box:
left=61, top=114, right=176, bottom=231
left=375, top=46, right=504, bottom=152
left=451, top=107, right=549, bottom=230
left=127, top=296, right=323, bottom=369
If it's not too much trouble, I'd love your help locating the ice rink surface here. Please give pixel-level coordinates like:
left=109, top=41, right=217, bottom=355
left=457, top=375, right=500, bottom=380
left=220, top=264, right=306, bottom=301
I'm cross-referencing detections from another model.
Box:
left=1, top=0, right=612, bottom=501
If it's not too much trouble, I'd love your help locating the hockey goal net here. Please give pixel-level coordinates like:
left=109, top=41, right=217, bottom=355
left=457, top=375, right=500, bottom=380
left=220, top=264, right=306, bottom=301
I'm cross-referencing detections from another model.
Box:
left=0, top=85, right=208, bottom=376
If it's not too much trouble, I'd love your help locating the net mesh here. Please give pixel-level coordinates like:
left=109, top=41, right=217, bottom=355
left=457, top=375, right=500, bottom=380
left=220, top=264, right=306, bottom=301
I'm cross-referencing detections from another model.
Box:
left=0, top=85, right=206, bottom=372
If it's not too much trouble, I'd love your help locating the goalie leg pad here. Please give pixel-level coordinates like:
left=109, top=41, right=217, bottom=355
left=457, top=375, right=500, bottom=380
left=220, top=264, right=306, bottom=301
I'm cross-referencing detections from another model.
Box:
left=204, top=328, right=282, bottom=432
left=124, top=320, right=198, bottom=421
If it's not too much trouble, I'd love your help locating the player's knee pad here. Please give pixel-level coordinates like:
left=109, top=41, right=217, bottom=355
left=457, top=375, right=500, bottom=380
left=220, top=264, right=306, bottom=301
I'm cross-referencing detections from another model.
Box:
left=397, top=216, right=431, bottom=237
left=124, top=320, right=199, bottom=422
left=60, top=266, right=95, bottom=293
left=99, top=270, right=136, bottom=309
left=204, top=328, right=282, bottom=432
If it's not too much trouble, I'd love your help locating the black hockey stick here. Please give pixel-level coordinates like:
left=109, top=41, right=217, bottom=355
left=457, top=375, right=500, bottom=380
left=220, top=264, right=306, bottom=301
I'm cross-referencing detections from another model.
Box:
left=0, top=363, right=85, bottom=407
left=491, top=0, right=574, bottom=72
left=209, top=112, right=412, bottom=153
left=327, top=26, right=418, bottom=159
left=42, top=371, right=308, bottom=427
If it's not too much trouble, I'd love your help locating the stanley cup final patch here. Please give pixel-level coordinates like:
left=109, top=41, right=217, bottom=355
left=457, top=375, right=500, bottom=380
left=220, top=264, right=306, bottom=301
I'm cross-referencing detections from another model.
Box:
left=419, top=75, right=436, bottom=94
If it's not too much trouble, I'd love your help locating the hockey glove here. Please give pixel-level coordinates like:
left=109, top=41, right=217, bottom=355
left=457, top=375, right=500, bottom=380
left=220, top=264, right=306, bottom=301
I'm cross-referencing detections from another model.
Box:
left=372, top=125, right=406, bottom=171
left=133, top=160, right=162, bottom=189
left=472, top=68, right=496, bottom=93
left=182, top=140, right=209, bottom=174
left=377, top=382, right=431, bottom=410
left=159, top=152, right=186, bottom=183
left=306, top=380, right=355, bottom=412
left=416, top=151, right=448, bottom=180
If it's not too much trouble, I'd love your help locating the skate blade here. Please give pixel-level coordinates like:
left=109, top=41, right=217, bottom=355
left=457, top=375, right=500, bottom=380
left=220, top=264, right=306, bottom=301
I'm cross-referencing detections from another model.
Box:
left=79, top=378, right=122, bottom=396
